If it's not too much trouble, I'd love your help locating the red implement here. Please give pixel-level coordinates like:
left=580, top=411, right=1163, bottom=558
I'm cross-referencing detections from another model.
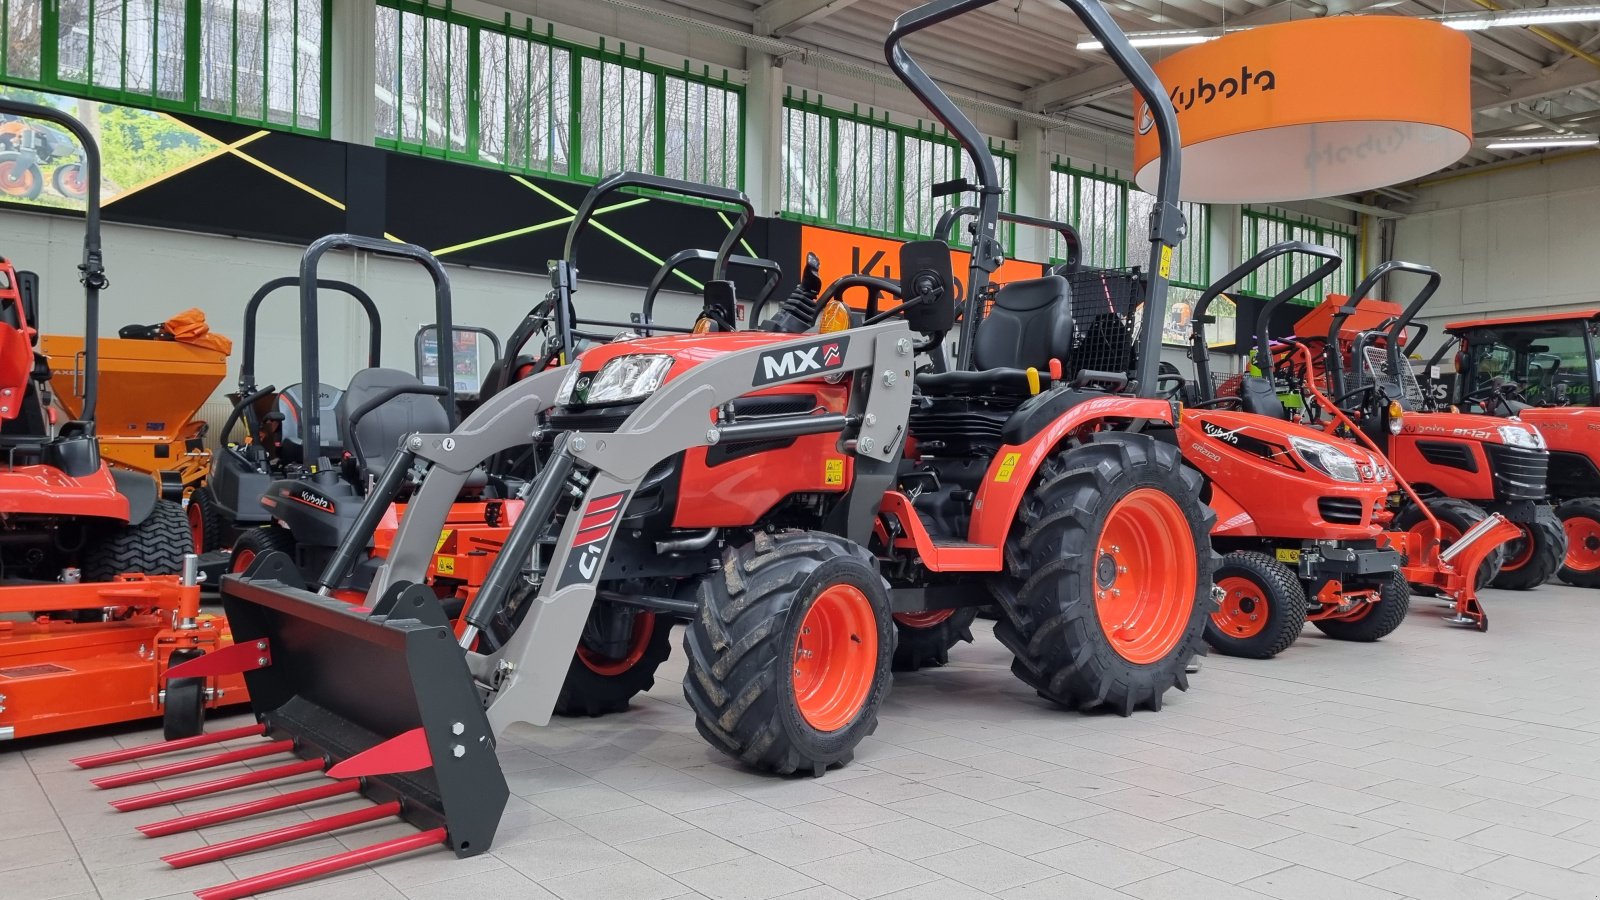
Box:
left=195, top=828, right=448, bottom=900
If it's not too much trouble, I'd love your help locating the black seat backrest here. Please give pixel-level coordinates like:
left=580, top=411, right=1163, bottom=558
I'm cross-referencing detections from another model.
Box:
left=972, top=275, right=1072, bottom=372
left=277, top=382, right=343, bottom=463
left=336, top=368, right=450, bottom=473
left=1239, top=374, right=1286, bottom=420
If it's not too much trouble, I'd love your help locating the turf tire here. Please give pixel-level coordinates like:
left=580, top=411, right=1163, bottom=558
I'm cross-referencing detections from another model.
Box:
left=1204, top=551, right=1306, bottom=660
left=230, top=526, right=296, bottom=574
left=186, top=487, right=225, bottom=554
left=1312, top=570, right=1411, bottom=642
left=83, top=499, right=191, bottom=582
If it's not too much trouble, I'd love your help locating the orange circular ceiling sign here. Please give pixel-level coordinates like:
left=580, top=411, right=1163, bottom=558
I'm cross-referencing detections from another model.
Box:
left=1132, top=17, right=1473, bottom=203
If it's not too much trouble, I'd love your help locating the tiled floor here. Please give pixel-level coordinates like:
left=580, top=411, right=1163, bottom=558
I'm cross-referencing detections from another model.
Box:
left=9, top=584, right=1600, bottom=900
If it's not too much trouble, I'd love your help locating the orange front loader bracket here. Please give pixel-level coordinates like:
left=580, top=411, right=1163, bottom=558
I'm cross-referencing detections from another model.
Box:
left=0, top=558, right=246, bottom=740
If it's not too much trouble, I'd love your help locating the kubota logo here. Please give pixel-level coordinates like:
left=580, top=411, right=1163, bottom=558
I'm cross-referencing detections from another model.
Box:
left=1202, top=420, right=1243, bottom=444
left=754, top=336, right=850, bottom=386
left=295, top=490, right=333, bottom=512
left=1139, top=65, right=1276, bottom=131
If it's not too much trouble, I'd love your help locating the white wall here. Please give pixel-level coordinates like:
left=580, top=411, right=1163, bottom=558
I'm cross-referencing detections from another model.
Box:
left=0, top=208, right=705, bottom=403
left=1395, top=151, right=1600, bottom=357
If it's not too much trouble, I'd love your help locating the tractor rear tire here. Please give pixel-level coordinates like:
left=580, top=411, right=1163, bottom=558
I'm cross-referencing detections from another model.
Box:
left=891, top=607, right=978, bottom=671
left=163, top=648, right=207, bottom=740
left=1312, top=571, right=1410, bottom=642
left=683, top=531, right=894, bottom=776
left=82, top=500, right=191, bottom=582
left=186, top=487, right=225, bottom=554
left=230, top=526, right=296, bottom=574
left=1491, top=506, right=1564, bottom=591
left=1555, top=497, right=1600, bottom=588
left=553, top=603, right=674, bottom=717
left=990, top=432, right=1215, bottom=716
left=1204, top=551, right=1306, bottom=660
left=1396, top=498, right=1502, bottom=593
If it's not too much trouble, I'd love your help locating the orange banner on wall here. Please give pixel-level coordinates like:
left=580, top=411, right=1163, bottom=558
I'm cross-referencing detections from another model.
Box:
left=798, top=225, right=1049, bottom=309
left=1132, top=17, right=1472, bottom=202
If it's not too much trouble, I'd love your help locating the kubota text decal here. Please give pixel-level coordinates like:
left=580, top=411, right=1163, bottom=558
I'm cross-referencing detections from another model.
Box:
left=753, top=336, right=849, bottom=386
left=558, top=491, right=630, bottom=588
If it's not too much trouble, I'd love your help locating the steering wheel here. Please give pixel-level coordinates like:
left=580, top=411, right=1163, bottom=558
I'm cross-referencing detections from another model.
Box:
left=1464, top=380, right=1529, bottom=414
left=1191, top=396, right=1244, bottom=410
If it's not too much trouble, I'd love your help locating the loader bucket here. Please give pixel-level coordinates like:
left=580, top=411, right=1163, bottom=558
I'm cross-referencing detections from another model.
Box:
left=74, top=555, right=507, bottom=899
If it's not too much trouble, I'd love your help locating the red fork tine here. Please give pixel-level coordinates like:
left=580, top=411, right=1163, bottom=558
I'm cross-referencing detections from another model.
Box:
left=194, top=827, right=448, bottom=900
left=161, top=801, right=401, bottom=868
left=137, top=779, right=360, bottom=837
left=90, top=740, right=295, bottom=789
left=71, top=725, right=267, bottom=769
left=111, top=758, right=325, bottom=812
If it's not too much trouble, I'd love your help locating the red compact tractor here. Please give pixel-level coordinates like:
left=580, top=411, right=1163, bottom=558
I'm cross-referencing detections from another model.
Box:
left=1429, top=310, right=1600, bottom=587
left=0, top=100, right=237, bottom=742
left=79, top=3, right=1223, bottom=895
left=1295, top=263, right=1558, bottom=593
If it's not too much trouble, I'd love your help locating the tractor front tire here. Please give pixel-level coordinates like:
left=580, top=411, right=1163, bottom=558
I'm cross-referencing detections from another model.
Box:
left=1555, top=497, right=1600, bottom=588
left=1491, top=506, right=1564, bottom=591
left=1396, top=498, right=1502, bottom=592
left=553, top=603, right=674, bottom=717
left=1312, top=571, right=1411, bottom=642
left=991, top=432, right=1215, bottom=716
left=891, top=608, right=978, bottom=671
left=230, top=526, right=296, bottom=574
left=1204, top=551, right=1306, bottom=660
left=684, top=531, right=894, bottom=776
left=83, top=500, right=191, bottom=582
left=186, top=487, right=225, bottom=554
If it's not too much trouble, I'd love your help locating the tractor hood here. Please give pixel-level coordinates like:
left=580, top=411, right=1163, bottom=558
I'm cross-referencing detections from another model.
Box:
left=556, top=331, right=851, bottom=410
left=1185, top=408, right=1394, bottom=488
left=1398, top=411, right=1544, bottom=448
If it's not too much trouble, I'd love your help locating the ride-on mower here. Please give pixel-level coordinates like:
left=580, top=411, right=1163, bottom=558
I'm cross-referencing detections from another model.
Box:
left=1171, top=242, right=1413, bottom=659
left=1297, top=263, right=1558, bottom=593
left=1431, top=310, right=1600, bottom=587
left=81, top=3, right=1216, bottom=894
left=0, top=100, right=233, bottom=742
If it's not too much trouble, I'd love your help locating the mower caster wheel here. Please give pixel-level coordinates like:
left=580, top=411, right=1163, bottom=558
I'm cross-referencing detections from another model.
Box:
left=163, top=648, right=207, bottom=740
left=684, top=530, right=894, bottom=776
left=1204, top=551, right=1305, bottom=659
left=890, top=607, right=977, bottom=671
left=1313, top=571, right=1411, bottom=642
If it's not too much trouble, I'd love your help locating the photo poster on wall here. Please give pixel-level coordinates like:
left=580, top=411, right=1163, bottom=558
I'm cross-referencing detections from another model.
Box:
left=1164, top=287, right=1238, bottom=350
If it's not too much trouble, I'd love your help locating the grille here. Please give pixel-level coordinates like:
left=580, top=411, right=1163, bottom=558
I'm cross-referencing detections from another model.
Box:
left=1416, top=440, right=1478, bottom=472
left=1318, top=497, right=1366, bottom=525
left=545, top=404, right=638, bottom=433
left=1485, top=443, right=1549, bottom=501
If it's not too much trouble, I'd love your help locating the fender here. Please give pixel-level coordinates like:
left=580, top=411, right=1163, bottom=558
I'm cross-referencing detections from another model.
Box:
left=968, top=396, right=1176, bottom=549
left=111, top=467, right=158, bottom=524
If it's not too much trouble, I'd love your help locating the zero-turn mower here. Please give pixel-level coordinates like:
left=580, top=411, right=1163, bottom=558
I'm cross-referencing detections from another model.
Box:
left=82, top=1, right=1219, bottom=894
left=0, top=100, right=234, bottom=742
left=1295, top=263, right=1558, bottom=594
left=1429, top=310, right=1600, bottom=587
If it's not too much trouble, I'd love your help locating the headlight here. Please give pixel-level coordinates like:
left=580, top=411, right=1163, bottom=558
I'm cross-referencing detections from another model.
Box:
left=1497, top=424, right=1544, bottom=449
left=585, top=354, right=674, bottom=405
left=1290, top=435, right=1363, bottom=483
left=556, top=364, right=582, bottom=405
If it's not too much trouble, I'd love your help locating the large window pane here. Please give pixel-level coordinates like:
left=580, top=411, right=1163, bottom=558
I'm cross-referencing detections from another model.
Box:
left=198, top=0, right=321, bottom=129
left=835, top=117, right=894, bottom=234
left=781, top=105, right=827, bottom=220
left=57, top=0, right=186, bottom=100
left=3, top=0, right=45, bottom=81
left=476, top=28, right=569, bottom=174
left=577, top=55, right=653, bottom=178
left=664, top=75, right=737, bottom=188
left=372, top=5, right=467, bottom=152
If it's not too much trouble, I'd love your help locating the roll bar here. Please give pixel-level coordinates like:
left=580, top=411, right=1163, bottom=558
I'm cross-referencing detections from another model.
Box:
left=298, top=234, right=455, bottom=466
left=0, top=100, right=105, bottom=424
left=562, top=172, right=756, bottom=281
left=887, top=0, right=1185, bottom=394
left=1324, top=260, right=1441, bottom=401
left=932, top=206, right=1082, bottom=272
left=1186, top=241, right=1342, bottom=402
left=238, top=277, right=381, bottom=395
left=640, top=249, right=784, bottom=334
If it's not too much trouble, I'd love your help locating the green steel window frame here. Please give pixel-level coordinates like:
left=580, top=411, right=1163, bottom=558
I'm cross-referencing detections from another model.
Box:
left=374, top=0, right=744, bottom=188
left=1240, top=205, right=1357, bottom=305
left=0, top=0, right=332, bottom=136
left=779, top=89, right=1017, bottom=249
left=1048, top=158, right=1211, bottom=290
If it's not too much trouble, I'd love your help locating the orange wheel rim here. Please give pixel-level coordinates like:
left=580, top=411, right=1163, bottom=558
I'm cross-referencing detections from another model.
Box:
left=793, top=584, right=877, bottom=732
left=1211, top=576, right=1269, bottom=638
left=1410, top=518, right=1461, bottom=548
left=231, top=548, right=255, bottom=574
left=187, top=502, right=205, bottom=551
left=1563, top=516, right=1600, bottom=572
left=1094, top=488, right=1196, bottom=665
left=576, top=611, right=657, bottom=676
left=1499, top=522, right=1535, bottom=572
left=893, top=609, right=954, bottom=628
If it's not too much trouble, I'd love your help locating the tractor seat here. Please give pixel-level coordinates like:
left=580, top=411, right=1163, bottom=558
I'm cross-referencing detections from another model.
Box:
left=916, top=275, right=1071, bottom=398
left=277, top=382, right=343, bottom=464
left=1238, top=374, right=1287, bottom=420
left=336, top=368, right=453, bottom=479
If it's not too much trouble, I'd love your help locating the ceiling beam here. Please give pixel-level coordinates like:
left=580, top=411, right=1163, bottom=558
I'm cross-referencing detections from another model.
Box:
left=754, top=0, right=864, bottom=36
left=1473, top=56, right=1600, bottom=112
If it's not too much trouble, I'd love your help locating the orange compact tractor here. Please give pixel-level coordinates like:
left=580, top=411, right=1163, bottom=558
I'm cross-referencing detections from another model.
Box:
left=1431, top=309, right=1600, bottom=586
left=0, top=100, right=240, bottom=742
left=1171, top=242, right=1414, bottom=658
left=1295, top=263, right=1558, bottom=593
left=82, top=3, right=1220, bottom=894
